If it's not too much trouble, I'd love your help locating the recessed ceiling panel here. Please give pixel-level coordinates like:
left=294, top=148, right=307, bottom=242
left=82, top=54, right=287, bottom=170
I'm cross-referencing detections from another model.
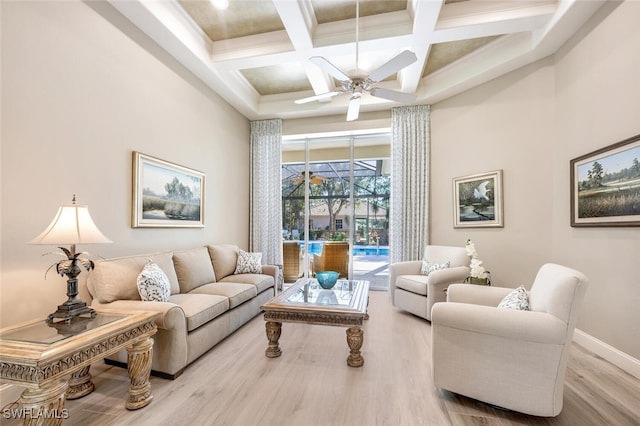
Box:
left=241, top=63, right=312, bottom=95
left=312, top=0, right=407, bottom=24
left=423, top=36, right=501, bottom=76
left=179, top=0, right=284, bottom=41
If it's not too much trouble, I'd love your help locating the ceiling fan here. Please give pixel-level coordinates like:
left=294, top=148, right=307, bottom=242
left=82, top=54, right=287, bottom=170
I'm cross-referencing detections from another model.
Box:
left=295, top=0, right=417, bottom=121
left=294, top=171, right=329, bottom=186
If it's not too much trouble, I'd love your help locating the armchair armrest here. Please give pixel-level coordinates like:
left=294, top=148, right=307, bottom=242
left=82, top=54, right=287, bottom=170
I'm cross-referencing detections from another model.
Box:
left=91, top=299, right=185, bottom=331
left=431, top=302, right=567, bottom=344
left=446, top=283, right=514, bottom=306
left=388, top=261, right=422, bottom=300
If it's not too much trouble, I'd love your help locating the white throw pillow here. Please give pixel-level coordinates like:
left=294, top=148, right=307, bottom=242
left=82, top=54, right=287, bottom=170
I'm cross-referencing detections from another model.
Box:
left=498, top=286, right=530, bottom=310
left=136, top=262, right=171, bottom=302
left=234, top=249, right=262, bottom=274
left=421, top=260, right=450, bottom=276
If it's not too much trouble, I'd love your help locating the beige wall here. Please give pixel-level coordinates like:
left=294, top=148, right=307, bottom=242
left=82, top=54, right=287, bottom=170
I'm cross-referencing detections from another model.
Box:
left=0, top=2, right=250, bottom=327
left=431, top=2, right=639, bottom=359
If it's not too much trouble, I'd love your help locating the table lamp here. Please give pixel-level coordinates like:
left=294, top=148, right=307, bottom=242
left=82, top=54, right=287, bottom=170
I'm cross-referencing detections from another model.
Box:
left=30, top=195, right=112, bottom=323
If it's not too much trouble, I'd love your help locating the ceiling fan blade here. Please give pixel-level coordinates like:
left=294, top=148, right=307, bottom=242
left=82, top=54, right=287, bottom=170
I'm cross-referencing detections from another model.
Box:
left=370, top=87, right=416, bottom=104
left=367, top=50, right=417, bottom=83
left=294, top=177, right=304, bottom=185
left=294, top=91, right=342, bottom=104
left=346, top=94, right=361, bottom=122
left=309, top=56, right=351, bottom=83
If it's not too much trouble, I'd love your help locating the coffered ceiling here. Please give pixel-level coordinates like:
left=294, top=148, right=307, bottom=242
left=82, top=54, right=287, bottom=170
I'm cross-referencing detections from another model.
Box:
left=108, top=0, right=606, bottom=121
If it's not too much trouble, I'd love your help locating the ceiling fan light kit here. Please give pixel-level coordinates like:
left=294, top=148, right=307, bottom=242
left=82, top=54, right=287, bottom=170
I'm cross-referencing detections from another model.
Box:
left=295, top=0, right=417, bottom=121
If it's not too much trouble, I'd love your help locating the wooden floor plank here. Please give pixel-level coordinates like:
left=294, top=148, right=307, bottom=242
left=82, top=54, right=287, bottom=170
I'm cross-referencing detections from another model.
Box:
left=2, top=291, right=639, bottom=425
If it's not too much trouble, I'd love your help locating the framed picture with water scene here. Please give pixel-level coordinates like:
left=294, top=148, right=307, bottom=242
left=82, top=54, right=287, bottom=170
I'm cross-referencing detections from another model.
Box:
left=132, top=151, right=205, bottom=228
left=453, top=170, right=503, bottom=228
left=570, top=134, right=640, bottom=227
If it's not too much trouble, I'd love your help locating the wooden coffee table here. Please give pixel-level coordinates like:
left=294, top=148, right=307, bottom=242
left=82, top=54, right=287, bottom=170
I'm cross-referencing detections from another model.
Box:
left=261, top=278, right=369, bottom=367
left=0, top=309, right=159, bottom=425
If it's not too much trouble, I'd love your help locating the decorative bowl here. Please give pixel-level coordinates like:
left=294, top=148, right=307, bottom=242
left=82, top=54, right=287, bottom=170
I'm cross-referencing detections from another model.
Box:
left=315, top=271, right=339, bottom=289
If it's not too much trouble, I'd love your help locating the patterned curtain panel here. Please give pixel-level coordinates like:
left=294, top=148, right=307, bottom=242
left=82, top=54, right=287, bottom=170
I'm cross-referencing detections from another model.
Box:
left=390, top=105, right=431, bottom=263
left=250, top=119, right=283, bottom=266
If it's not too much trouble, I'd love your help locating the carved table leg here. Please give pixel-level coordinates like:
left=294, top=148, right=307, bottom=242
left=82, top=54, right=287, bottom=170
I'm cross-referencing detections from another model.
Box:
left=346, top=327, right=364, bottom=367
left=18, top=379, right=68, bottom=426
left=125, top=336, right=153, bottom=410
left=66, top=365, right=94, bottom=400
left=265, top=321, right=282, bottom=358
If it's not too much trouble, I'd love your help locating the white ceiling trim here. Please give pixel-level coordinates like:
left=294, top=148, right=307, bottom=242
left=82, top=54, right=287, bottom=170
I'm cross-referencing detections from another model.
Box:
left=107, top=0, right=608, bottom=121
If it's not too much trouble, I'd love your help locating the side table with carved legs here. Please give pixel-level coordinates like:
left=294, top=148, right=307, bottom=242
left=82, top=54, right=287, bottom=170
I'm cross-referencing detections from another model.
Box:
left=0, top=310, right=159, bottom=425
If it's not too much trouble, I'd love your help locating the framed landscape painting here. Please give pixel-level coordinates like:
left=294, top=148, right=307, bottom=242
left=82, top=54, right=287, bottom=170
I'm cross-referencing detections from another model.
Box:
left=570, top=134, right=640, bottom=227
left=132, top=152, right=205, bottom=228
left=453, top=170, right=503, bottom=228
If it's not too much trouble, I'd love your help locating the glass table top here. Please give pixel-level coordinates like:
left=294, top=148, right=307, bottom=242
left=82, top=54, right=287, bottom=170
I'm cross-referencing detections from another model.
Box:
left=0, top=313, right=126, bottom=345
left=281, top=279, right=368, bottom=310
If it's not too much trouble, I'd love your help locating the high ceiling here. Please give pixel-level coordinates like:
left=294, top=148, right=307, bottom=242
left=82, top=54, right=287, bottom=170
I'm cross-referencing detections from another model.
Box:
left=109, top=0, right=606, bottom=121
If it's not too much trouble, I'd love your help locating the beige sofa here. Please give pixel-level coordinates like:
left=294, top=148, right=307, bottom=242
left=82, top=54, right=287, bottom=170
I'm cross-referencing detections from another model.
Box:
left=87, top=244, right=276, bottom=379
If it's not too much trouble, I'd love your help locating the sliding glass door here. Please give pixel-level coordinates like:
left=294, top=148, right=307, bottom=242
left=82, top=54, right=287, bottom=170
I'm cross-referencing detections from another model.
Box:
left=281, top=133, right=391, bottom=289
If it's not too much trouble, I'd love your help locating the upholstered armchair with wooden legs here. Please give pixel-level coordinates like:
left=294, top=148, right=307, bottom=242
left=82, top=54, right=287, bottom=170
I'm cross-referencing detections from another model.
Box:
left=431, top=263, right=589, bottom=417
left=311, top=241, right=349, bottom=278
left=389, top=245, right=470, bottom=321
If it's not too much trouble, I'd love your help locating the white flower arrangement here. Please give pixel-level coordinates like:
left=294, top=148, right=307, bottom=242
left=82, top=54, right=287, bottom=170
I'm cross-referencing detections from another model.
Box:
left=466, top=239, right=491, bottom=282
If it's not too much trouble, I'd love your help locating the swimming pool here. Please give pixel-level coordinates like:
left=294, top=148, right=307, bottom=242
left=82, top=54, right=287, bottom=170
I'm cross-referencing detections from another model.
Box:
left=299, top=242, right=389, bottom=256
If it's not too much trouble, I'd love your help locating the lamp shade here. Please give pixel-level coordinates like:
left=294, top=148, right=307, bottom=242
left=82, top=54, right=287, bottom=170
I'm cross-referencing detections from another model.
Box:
left=30, top=204, right=112, bottom=245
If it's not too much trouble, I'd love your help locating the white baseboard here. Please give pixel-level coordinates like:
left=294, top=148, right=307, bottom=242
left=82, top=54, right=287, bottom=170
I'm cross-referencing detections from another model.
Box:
left=573, top=328, right=640, bottom=380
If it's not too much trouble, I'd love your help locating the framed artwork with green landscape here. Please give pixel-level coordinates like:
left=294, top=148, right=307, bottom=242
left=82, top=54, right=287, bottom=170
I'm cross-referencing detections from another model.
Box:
left=571, top=134, right=640, bottom=227
left=132, top=151, right=205, bottom=228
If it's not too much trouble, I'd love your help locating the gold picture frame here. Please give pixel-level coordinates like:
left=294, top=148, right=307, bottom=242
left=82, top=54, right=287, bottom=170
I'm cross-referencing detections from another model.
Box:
left=132, top=151, right=205, bottom=228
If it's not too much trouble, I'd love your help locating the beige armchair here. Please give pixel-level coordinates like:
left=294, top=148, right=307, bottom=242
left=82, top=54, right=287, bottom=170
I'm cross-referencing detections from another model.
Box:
left=311, top=241, right=349, bottom=278
left=431, top=263, right=589, bottom=417
left=389, top=245, right=470, bottom=321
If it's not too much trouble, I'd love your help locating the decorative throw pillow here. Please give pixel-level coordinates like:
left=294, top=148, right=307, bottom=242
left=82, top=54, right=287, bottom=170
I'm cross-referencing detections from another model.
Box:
left=421, top=260, right=450, bottom=276
left=234, top=249, right=262, bottom=274
left=498, top=286, right=530, bottom=310
left=136, top=261, right=171, bottom=302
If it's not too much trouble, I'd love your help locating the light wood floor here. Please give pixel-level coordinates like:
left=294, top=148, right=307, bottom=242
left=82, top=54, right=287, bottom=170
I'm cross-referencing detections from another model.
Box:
left=4, top=291, right=640, bottom=425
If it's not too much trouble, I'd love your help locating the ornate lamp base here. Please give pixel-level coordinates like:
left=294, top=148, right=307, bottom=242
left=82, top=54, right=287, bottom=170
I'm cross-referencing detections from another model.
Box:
left=47, top=300, right=96, bottom=324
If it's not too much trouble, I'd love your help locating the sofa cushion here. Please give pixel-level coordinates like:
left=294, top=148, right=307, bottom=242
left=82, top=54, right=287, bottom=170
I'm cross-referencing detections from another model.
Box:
left=395, top=275, right=428, bottom=296
left=207, top=245, right=239, bottom=281
left=168, top=293, right=229, bottom=332
left=173, top=247, right=216, bottom=293
left=219, top=273, right=274, bottom=293
left=89, top=252, right=180, bottom=303
left=189, top=283, right=257, bottom=309
left=234, top=249, right=262, bottom=274
left=136, top=262, right=171, bottom=302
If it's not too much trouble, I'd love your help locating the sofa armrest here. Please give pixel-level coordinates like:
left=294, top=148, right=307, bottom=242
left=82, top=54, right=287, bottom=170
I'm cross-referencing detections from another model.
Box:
left=91, top=299, right=185, bottom=331
left=446, top=283, right=515, bottom=306
left=261, top=264, right=278, bottom=281
left=431, top=302, right=566, bottom=344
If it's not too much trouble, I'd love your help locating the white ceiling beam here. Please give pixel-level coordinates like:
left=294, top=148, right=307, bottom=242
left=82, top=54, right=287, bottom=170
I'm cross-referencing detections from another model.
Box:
left=432, top=0, right=556, bottom=43
left=272, top=0, right=333, bottom=96
left=401, top=0, right=443, bottom=93
left=531, top=0, right=609, bottom=54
